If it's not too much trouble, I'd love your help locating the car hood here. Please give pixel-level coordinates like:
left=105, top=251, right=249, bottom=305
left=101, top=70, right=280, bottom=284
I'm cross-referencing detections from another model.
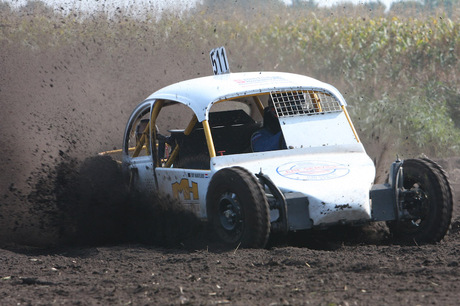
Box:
left=211, top=144, right=375, bottom=224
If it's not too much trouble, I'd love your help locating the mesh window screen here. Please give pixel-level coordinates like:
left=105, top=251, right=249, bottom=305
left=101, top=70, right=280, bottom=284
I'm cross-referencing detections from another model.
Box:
left=270, top=90, right=342, bottom=117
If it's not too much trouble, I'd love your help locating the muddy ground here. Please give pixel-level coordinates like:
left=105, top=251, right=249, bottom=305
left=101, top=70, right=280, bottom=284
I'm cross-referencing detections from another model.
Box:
left=0, top=231, right=459, bottom=305
left=1, top=10, right=460, bottom=306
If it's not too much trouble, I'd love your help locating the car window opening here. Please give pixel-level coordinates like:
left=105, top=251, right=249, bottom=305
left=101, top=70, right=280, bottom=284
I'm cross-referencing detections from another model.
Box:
left=150, top=90, right=349, bottom=169
left=128, top=106, right=152, bottom=158
left=251, top=99, right=286, bottom=152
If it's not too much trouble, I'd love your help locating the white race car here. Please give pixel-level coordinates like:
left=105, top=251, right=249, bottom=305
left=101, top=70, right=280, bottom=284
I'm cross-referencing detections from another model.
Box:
left=114, top=48, right=452, bottom=248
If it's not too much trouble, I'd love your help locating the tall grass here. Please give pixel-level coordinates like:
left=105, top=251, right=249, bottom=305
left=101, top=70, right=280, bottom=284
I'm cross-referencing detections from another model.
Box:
left=1, top=0, right=459, bottom=156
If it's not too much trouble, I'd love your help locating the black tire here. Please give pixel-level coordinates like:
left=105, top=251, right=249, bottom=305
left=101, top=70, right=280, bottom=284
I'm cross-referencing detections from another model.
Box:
left=387, top=158, right=453, bottom=243
left=206, top=167, right=270, bottom=248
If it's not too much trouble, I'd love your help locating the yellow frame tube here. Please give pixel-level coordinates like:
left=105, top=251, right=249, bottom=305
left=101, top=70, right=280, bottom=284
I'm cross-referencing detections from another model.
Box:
left=150, top=100, right=164, bottom=125
left=99, top=148, right=122, bottom=156
left=342, top=105, right=360, bottom=143
left=132, top=101, right=164, bottom=158
left=144, top=125, right=151, bottom=156
left=165, top=145, right=180, bottom=168
left=164, top=114, right=198, bottom=167
left=310, top=92, right=323, bottom=113
left=99, top=146, right=144, bottom=156
left=132, top=125, right=150, bottom=157
left=150, top=100, right=164, bottom=165
left=252, top=96, right=265, bottom=116
left=184, top=115, right=198, bottom=136
left=202, top=120, right=216, bottom=158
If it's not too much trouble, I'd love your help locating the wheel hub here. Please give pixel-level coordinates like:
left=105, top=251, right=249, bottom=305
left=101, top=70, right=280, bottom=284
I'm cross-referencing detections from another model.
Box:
left=218, top=192, right=242, bottom=231
left=400, top=185, right=428, bottom=220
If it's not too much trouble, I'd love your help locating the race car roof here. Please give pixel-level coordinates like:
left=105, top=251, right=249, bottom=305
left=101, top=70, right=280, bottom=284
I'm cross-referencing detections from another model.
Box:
left=146, top=71, right=347, bottom=122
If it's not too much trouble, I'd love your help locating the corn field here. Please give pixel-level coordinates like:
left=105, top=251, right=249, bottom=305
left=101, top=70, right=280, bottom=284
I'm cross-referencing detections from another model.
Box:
left=1, top=0, right=459, bottom=156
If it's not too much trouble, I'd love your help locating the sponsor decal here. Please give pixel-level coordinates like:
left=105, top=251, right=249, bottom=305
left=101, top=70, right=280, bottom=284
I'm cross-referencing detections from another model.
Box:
left=172, top=179, right=199, bottom=200
left=187, top=172, right=209, bottom=179
left=233, top=76, right=290, bottom=87
left=277, top=161, right=350, bottom=181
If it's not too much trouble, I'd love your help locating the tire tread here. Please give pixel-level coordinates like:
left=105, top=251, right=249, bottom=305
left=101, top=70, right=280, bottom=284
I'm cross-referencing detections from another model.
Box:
left=206, top=166, right=270, bottom=248
left=388, top=158, right=453, bottom=243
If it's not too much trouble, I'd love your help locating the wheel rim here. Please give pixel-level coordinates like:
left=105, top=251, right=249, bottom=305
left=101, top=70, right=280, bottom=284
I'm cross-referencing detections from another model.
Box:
left=217, top=192, right=243, bottom=234
left=400, top=178, right=431, bottom=231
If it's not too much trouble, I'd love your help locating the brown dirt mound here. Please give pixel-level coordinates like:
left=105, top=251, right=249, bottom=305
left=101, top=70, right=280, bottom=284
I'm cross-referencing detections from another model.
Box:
left=22, top=154, right=204, bottom=248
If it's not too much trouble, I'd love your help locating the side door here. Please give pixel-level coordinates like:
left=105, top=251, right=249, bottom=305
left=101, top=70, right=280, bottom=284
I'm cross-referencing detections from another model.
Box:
left=152, top=101, right=213, bottom=219
left=155, top=168, right=211, bottom=218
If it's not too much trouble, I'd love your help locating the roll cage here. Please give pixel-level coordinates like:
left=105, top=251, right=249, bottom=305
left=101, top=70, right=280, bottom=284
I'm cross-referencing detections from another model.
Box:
left=123, top=88, right=358, bottom=170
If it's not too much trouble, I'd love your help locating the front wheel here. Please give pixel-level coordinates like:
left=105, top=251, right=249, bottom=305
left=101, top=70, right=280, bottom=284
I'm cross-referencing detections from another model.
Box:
left=206, top=167, right=270, bottom=248
left=388, top=158, right=453, bottom=243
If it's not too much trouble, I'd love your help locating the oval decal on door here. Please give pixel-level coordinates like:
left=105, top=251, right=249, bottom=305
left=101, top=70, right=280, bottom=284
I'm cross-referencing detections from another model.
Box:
left=276, top=161, right=350, bottom=181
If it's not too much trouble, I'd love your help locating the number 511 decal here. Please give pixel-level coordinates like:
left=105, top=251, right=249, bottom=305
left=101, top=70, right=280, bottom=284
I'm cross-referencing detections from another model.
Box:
left=210, top=46, right=230, bottom=75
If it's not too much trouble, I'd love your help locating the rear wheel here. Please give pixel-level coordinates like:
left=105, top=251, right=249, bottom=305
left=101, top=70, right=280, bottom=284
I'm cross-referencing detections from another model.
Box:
left=206, top=167, right=270, bottom=248
left=388, top=158, right=453, bottom=243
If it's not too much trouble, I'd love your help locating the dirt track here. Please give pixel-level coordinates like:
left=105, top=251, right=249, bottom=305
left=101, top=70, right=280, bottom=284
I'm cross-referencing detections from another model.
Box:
left=1, top=228, right=460, bottom=305
left=1, top=6, right=460, bottom=305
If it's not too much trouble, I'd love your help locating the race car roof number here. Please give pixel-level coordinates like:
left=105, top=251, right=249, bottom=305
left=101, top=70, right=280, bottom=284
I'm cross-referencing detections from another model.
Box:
left=210, top=47, right=230, bottom=75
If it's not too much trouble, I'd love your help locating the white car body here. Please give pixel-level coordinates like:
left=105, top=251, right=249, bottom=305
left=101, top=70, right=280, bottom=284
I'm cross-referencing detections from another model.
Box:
left=121, top=71, right=377, bottom=229
left=108, top=49, right=452, bottom=247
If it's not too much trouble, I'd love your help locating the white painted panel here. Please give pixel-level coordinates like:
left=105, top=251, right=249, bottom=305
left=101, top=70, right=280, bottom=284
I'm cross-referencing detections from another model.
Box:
left=280, top=112, right=358, bottom=148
